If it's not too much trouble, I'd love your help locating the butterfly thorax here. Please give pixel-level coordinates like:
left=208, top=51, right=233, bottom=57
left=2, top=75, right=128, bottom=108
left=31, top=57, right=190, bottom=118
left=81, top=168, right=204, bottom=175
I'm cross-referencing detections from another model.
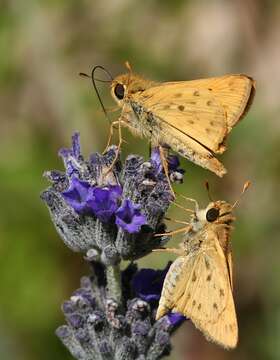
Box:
left=111, top=74, right=162, bottom=141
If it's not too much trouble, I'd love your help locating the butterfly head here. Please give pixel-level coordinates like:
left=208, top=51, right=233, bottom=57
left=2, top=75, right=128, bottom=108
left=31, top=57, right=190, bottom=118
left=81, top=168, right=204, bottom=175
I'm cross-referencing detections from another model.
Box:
left=111, top=73, right=155, bottom=106
left=195, top=180, right=251, bottom=226
left=194, top=200, right=235, bottom=227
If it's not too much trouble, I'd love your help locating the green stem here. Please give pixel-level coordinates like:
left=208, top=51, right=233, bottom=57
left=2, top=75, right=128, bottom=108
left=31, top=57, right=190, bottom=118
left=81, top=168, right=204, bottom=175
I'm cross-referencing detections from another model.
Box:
left=106, top=264, right=122, bottom=304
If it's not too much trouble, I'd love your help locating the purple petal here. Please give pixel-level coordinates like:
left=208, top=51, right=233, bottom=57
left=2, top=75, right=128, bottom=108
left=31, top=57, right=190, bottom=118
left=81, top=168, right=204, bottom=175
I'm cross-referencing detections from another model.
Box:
left=167, top=312, right=186, bottom=326
left=167, top=155, right=180, bottom=171
left=132, top=265, right=171, bottom=302
left=58, top=148, right=72, bottom=159
left=87, top=185, right=122, bottom=222
left=62, top=177, right=92, bottom=214
left=150, top=147, right=162, bottom=174
left=115, top=199, right=146, bottom=233
left=168, top=155, right=185, bottom=174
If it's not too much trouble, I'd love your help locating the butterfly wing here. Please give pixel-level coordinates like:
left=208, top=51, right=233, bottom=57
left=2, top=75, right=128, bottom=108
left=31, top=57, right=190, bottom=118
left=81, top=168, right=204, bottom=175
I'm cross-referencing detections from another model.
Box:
left=132, top=75, right=255, bottom=176
left=136, top=75, right=255, bottom=151
left=156, top=230, right=237, bottom=349
left=164, top=74, right=255, bottom=127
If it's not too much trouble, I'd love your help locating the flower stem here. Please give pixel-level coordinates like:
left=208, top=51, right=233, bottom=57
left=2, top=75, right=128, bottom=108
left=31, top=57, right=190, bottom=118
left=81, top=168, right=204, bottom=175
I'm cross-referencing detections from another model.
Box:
left=106, top=264, right=122, bottom=304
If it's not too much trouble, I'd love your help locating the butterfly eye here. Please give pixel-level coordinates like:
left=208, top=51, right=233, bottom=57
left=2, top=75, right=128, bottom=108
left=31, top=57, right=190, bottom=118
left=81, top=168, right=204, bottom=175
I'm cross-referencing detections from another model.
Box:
left=206, top=207, right=220, bottom=222
left=114, top=83, right=125, bottom=100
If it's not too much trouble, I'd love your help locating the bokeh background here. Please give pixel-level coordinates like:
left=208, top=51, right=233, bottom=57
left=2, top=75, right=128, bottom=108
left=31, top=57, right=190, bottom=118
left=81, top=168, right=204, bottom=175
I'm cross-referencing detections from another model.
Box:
left=1, top=0, right=280, bottom=359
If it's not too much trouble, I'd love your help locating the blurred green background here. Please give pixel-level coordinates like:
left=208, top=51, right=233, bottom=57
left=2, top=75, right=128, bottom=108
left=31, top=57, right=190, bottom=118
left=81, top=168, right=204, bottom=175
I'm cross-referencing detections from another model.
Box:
left=0, top=0, right=280, bottom=359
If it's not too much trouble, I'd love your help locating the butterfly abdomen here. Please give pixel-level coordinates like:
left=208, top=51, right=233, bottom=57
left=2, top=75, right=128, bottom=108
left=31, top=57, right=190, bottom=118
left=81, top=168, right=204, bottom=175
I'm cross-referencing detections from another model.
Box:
left=130, top=101, right=163, bottom=143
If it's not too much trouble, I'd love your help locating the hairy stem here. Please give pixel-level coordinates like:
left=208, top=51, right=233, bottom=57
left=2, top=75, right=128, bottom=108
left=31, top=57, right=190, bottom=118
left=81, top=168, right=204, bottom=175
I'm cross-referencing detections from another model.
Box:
left=106, top=264, right=122, bottom=304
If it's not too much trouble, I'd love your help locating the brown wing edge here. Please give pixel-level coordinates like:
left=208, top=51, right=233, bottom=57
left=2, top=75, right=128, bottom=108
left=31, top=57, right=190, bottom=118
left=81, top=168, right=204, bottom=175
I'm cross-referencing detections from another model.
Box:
left=238, top=75, right=256, bottom=123
left=216, top=76, right=256, bottom=155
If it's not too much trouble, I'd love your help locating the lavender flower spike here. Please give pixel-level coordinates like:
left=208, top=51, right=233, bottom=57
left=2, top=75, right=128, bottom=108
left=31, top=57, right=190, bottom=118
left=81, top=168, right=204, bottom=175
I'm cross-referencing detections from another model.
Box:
left=41, top=132, right=186, bottom=359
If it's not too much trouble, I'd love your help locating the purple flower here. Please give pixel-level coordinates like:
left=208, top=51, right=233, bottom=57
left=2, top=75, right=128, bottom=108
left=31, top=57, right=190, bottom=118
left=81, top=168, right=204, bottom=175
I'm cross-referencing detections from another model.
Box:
left=150, top=148, right=185, bottom=177
left=132, top=265, right=170, bottom=302
left=167, top=155, right=185, bottom=174
left=115, top=199, right=147, bottom=233
left=87, top=185, right=122, bottom=222
left=166, top=312, right=185, bottom=326
left=62, top=176, right=92, bottom=214
left=132, top=264, right=185, bottom=326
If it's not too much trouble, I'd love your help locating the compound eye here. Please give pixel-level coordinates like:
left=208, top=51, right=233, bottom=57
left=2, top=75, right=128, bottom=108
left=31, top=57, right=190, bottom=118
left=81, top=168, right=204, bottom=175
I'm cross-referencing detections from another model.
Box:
left=114, top=83, right=125, bottom=100
left=206, top=207, right=220, bottom=222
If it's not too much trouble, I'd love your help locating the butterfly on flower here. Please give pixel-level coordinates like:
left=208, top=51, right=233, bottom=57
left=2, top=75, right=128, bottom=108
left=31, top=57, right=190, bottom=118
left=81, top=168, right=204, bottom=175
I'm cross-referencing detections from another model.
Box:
left=109, top=63, right=255, bottom=177
left=153, top=182, right=250, bottom=349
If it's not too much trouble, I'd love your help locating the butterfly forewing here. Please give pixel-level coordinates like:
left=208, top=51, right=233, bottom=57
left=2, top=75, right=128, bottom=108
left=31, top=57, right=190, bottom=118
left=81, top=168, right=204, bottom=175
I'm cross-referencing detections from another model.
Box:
left=135, top=75, right=254, bottom=152
left=136, top=85, right=227, bottom=153
left=163, top=75, right=254, bottom=127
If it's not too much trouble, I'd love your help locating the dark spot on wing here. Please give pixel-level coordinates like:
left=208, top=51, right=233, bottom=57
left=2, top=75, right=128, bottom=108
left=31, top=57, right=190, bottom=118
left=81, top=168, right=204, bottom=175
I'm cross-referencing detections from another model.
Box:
left=198, top=303, right=202, bottom=310
left=213, top=303, right=218, bottom=310
left=205, top=258, right=210, bottom=269
left=192, top=300, right=196, bottom=306
left=188, top=119, right=194, bottom=124
left=178, top=105, right=185, bottom=111
left=207, top=100, right=213, bottom=106
left=220, top=288, right=225, bottom=297
left=192, top=271, right=197, bottom=282
left=206, top=274, right=211, bottom=281
left=193, top=91, right=200, bottom=96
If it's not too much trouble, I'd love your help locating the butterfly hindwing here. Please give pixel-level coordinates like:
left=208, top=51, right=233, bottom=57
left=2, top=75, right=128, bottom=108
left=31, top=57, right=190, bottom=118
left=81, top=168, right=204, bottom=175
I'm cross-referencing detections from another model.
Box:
left=156, top=229, right=237, bottom=349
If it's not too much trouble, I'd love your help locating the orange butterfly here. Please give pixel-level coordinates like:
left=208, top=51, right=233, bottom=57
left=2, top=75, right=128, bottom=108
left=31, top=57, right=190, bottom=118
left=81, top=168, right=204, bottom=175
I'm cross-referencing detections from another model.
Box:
left=154, top=182, right=250, bottom=349
left=110, top=66, right=255, bottom=177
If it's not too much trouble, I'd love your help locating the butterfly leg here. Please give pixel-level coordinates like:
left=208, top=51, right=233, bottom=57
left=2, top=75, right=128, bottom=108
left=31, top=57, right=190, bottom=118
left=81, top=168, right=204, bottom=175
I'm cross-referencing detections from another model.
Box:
left=154, top=225, right=192, bottom=237
left=103, top=118, right=124, bottom=177
left=103, top=121, right=118, bottom=155
left=178, top=194, right=199, bottom=212
left=159, top=145, right=175, bottom=198
left=152, top=247, right=184, bottom=256
left=164, top=217, right=190, bottom=225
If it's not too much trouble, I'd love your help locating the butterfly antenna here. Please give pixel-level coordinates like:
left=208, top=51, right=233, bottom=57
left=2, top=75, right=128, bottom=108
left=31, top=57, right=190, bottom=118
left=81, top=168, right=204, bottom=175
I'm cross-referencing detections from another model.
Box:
left=205, top=180, right=214, bottom=202
left=79, top=66, right=113, bottom=124
left=232, top=180, right=251, bottom=209
left=79, top=72, right=112, bottom=83
left=124, top=61, right=133, bottom=90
